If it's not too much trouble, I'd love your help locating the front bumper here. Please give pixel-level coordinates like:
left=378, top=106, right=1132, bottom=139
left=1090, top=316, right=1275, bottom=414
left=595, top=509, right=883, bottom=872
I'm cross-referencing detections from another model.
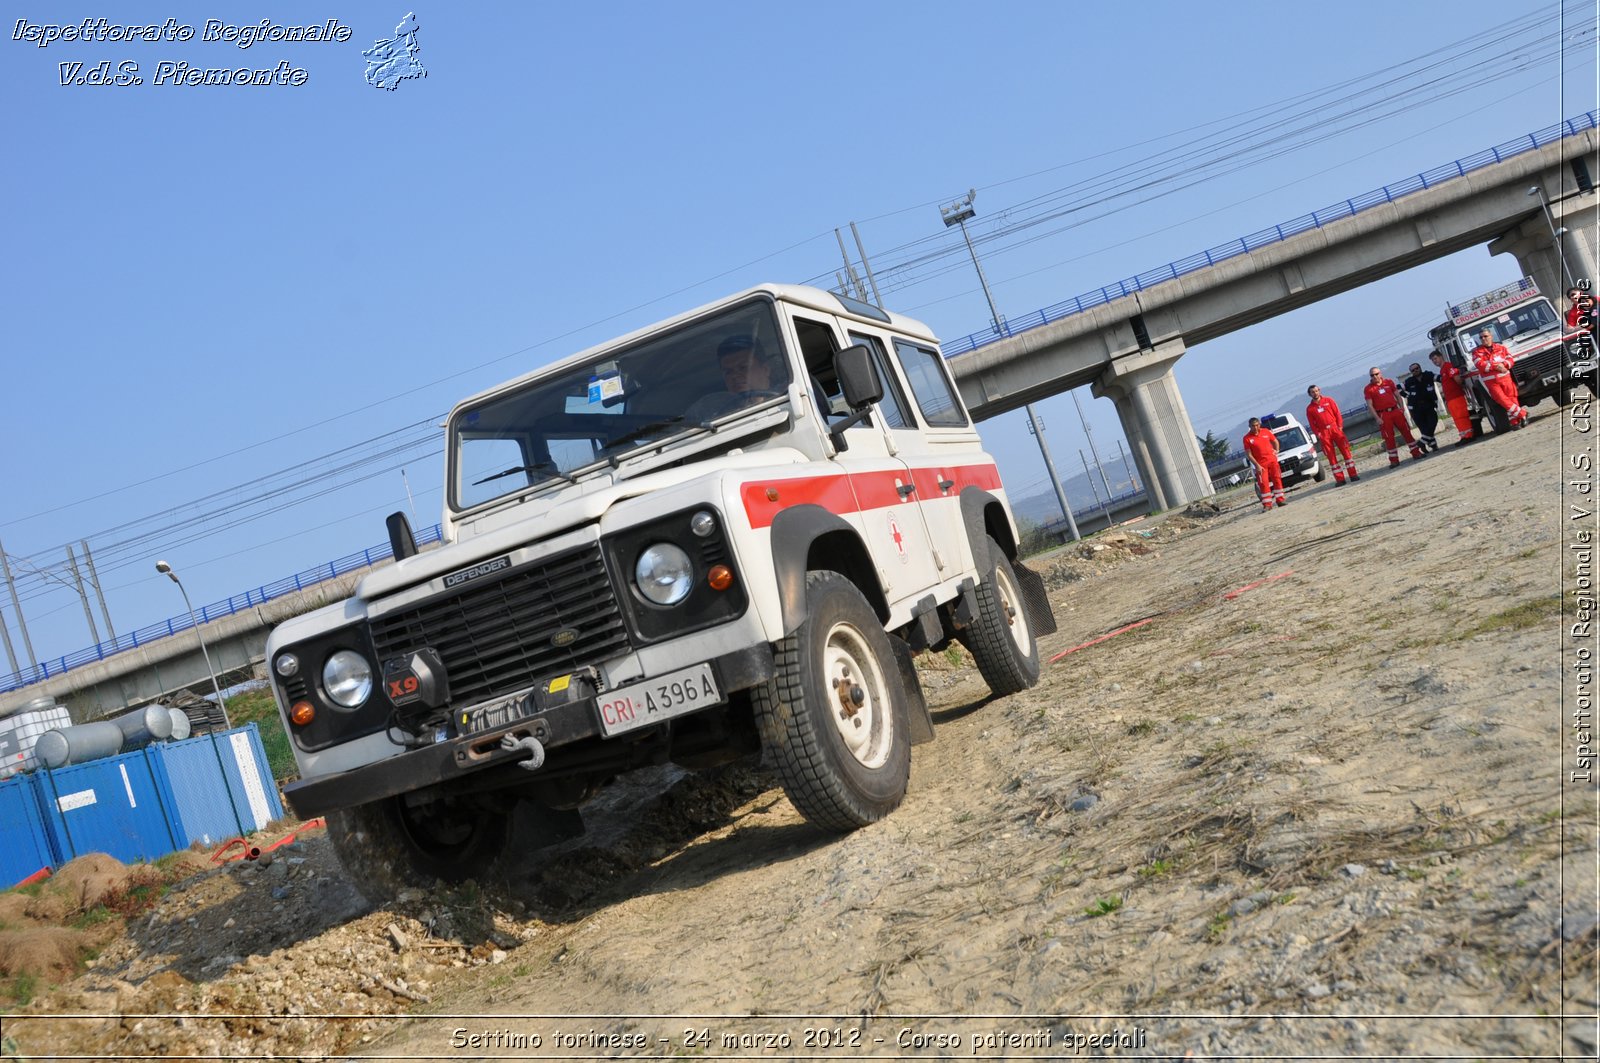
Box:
left=284, top=644, right=774, bottom=818
left=1280, top=454, right=1317, bottom=479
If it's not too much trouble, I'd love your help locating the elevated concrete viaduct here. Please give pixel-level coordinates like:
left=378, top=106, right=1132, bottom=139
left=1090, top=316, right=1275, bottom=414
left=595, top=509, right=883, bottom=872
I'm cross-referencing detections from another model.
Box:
left=11, top=124, right=1598, bottom=721
left=0, top=579, right=361, bottom=722
left=950, top=127, right=1600, bottom=512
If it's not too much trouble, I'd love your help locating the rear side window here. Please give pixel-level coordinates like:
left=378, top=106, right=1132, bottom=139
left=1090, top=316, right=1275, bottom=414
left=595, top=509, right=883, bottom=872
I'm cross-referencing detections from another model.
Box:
left=894, top=340, right=969, bottom=427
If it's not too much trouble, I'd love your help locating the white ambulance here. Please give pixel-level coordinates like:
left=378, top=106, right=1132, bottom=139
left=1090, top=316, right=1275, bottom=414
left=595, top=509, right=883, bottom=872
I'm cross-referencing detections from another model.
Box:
left=1260, top=412, right=1323, bottom=485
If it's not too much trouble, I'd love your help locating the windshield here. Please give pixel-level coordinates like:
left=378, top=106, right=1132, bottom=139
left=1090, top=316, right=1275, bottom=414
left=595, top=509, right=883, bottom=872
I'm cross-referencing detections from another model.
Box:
left=1274, top=426, right=1308, bottom=449
left=449, top=299, right=792, bottom=510
left=1458, top=299, right=1560, bottom=349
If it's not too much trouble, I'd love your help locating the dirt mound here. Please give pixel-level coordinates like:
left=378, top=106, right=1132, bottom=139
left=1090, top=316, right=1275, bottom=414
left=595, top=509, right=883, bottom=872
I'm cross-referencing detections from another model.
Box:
left=0, top=927, right=84, bottom=983
left=0, top=851, right=216, bottom=1005
left=0, top=893, right=31, bottom=926
left=24, top=854, right=128, bottom=921
left=1039, top=529, right=1162, bottom=588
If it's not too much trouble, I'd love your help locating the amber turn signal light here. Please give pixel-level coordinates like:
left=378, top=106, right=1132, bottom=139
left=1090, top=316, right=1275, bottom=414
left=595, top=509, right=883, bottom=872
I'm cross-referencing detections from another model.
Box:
left=707, top=564, right=734, bottom=591
left=290, top=701, right=315, bottom=726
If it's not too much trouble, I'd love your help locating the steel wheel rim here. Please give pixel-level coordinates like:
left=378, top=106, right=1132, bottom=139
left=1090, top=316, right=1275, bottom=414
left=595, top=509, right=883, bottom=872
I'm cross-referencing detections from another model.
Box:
left=822, top=621, right=892, bottom=768
left=996, top=563, right=1032, bottom=655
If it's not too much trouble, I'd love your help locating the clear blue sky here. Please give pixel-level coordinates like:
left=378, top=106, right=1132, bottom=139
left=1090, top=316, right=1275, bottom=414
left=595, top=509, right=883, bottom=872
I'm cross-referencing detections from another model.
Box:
left=2, top=1, right=1595, bottom=672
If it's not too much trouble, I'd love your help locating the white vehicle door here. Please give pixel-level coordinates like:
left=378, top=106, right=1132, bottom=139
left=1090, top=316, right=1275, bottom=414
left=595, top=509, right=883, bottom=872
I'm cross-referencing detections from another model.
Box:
left=862, top=330, right=997, bottom=587
left=788, top=313, right=941, bottom=610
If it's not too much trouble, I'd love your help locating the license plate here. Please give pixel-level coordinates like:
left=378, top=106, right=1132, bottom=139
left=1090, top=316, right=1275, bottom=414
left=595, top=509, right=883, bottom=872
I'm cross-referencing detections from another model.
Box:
left=597, top=664, right=722, bottom=737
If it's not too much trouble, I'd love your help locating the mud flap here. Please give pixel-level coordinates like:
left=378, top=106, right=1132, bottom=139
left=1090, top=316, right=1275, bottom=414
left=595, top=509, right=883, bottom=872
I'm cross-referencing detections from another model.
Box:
left=1011, top=560, right=1058, bottom=636
left=889, top=636, right=935, bottom=745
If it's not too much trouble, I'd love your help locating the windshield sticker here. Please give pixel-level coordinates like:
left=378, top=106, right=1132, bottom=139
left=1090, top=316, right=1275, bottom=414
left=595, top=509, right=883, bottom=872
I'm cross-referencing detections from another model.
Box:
left=587, top=375, right=624, bottom=404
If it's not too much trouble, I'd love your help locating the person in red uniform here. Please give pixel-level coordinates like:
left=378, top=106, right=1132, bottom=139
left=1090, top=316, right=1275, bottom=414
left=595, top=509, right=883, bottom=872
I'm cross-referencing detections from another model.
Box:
left=1469, top=326, right=1528, bottom=429
left=1363, top=367, right=1425, bottom=465
left=1304, top=385, right=1359, bottom=485
left=1566, top=287, right=1595, bottom=331
left=1242, top=416, right=1286, bottom=511
left=1429, top=350, right=1475, bottom=445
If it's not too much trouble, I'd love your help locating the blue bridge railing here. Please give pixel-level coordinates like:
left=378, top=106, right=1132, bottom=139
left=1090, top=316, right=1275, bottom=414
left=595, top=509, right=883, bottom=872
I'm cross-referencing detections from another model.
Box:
left=943, top=110, right=1599, bottom=358
left=1, top=523, right=445, bottom=695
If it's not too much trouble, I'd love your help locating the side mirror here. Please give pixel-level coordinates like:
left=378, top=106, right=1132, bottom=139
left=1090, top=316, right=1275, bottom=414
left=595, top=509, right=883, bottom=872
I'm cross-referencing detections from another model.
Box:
left=387, top=511, right=418, bottom=561
left=835, top=344, right=884, bottom=410
left=826, top=346, right=885, bottom=451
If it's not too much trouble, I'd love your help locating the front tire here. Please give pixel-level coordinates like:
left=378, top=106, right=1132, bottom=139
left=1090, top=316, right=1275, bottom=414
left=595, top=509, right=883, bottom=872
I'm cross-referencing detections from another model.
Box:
left=960, top=535, right=1042, bottom=696
left=752, top=572, right=911, bottom=832
left=328, top=793, right=511, bottom=905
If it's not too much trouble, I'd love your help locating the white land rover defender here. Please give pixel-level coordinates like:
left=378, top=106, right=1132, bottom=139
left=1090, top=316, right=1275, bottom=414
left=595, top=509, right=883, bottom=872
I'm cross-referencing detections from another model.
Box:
left=1427, top=277, right=1593, bottom=434
left=266, top=284, right=1056, bottom=901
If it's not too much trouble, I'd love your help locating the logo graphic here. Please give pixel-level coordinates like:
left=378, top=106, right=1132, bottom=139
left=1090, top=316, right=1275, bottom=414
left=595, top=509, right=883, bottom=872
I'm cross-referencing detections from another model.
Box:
left=363, top=12, right=426, bottom=90
left=887, top=512, right=908, bottom=563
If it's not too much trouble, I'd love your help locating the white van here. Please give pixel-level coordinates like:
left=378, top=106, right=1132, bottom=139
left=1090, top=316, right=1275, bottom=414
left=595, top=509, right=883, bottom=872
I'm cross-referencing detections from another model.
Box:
left=1260, top=412, right=1323, bottom=485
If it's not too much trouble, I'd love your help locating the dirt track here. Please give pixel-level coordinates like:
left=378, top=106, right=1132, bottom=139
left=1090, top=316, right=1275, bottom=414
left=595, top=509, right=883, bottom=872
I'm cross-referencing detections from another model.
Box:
left=6, top=402, right=1596, bottom=1061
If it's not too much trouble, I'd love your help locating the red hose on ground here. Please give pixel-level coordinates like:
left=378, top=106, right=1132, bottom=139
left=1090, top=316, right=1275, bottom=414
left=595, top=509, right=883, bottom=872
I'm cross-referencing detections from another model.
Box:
left=210, top=817, right=327, bottom=863
left=1048, top=571, right=1295, bottom=666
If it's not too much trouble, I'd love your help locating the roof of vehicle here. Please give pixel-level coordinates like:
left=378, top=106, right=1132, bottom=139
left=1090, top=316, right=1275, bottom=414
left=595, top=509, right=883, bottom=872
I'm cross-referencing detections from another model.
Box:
left=450, top=283, right=940, bottom=416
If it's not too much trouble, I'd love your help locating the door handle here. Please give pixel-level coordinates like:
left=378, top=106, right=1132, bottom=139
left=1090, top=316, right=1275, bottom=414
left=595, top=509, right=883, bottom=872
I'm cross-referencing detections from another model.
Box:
left=897, top=483, right=917, bottom=498
left=938, top=479, right=955, bottom=491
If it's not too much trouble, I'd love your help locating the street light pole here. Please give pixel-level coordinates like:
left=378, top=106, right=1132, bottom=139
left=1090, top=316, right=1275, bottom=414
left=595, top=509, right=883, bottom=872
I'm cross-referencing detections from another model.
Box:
left=1528, top=184, right=1576, bottom=288
left=941, top=189, right=1080, bottom=542
left=155, top=560, right=230, bottom=729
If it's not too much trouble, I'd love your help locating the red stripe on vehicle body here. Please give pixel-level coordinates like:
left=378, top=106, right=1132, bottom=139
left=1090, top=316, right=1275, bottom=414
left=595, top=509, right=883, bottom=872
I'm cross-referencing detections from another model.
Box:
left=740, top=463, right=1001, bottom=529
left=911, top=463, right=1003, bottom=499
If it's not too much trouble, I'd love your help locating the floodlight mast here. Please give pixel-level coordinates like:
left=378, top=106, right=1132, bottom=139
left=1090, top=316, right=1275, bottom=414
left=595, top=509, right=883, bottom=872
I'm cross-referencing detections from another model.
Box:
left=941, top=189, right=1079, bottom=542
left=155, top=560, right=230, bottom=729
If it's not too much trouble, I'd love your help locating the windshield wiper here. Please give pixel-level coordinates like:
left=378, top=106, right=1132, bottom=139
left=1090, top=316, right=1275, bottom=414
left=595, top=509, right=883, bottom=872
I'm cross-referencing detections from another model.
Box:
left=472, top=461, right=573, bottom=487
left=603, top=416, right=687, bottom=453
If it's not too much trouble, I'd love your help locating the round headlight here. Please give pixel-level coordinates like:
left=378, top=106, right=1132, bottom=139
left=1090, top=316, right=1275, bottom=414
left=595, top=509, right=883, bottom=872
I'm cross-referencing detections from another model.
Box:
left=635, top=543, right=693, bottom=605
left=274, top=653, right=299, bottom=678
left=322, top=650, right=373, bottom=708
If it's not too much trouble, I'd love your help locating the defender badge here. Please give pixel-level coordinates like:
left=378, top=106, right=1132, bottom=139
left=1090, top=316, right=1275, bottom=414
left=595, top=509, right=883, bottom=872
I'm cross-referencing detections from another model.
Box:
left=443, top=555, right=511, bottom=589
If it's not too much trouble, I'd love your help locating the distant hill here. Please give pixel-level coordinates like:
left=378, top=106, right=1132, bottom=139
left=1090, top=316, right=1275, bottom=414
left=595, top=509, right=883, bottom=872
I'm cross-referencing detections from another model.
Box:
left=1007, top=348, right=1436, bottom=528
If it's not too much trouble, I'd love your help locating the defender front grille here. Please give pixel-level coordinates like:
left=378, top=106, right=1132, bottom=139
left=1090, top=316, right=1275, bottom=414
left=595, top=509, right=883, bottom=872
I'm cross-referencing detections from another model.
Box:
left=368, top=545, right=630, bottom=708
left=1513, top=344, right=1566, bottom=380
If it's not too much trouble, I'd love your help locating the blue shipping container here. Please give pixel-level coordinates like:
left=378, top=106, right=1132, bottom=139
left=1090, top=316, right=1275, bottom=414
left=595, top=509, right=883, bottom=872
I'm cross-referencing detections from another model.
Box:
left=1, top=724, right=283, bottom=884
left=0, top=774, right=57, bottom=888
left=31, top=748, right=181, bottom=867
left=154, top=725, right=283, bottom=847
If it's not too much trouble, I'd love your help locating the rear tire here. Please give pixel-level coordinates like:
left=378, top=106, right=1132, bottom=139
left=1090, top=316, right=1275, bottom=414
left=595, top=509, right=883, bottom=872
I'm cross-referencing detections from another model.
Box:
left=960, top=536, right=1042, bottom=696
left=328, top=793, right=511, bottom=905
left=752, top=572, right=911, bottom=832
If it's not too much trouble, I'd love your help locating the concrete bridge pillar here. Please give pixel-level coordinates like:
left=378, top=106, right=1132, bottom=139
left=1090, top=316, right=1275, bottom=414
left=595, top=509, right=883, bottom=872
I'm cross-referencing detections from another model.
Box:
left=1092, top=341, right=1215, bottom=511
left=1489, top=194, right=1600, bottom=294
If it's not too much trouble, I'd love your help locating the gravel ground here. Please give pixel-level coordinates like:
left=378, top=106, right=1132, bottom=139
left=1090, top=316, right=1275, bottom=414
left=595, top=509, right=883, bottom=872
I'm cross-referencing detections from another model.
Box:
left=5, top=401, right=1595, bottom=1061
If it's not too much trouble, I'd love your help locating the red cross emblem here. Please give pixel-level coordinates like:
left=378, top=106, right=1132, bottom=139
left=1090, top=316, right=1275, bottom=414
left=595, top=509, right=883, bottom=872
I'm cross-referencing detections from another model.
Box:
left=886, top=513, right=908, bottom=562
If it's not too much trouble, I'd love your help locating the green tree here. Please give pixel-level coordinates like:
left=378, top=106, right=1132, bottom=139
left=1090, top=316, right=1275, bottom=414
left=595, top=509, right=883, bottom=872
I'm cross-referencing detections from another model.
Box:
left=1197, top=430, right=1231, bottom=464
